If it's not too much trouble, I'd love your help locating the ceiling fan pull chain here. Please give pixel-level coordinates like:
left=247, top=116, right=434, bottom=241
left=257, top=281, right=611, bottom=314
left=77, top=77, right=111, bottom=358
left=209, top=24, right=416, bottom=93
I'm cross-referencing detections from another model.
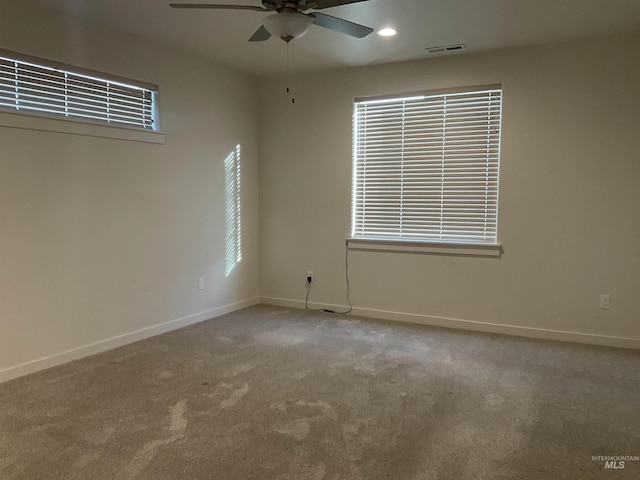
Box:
left=285, top=40, right=296, bottom=104
left=285, top=40, right=290, bottom=96
left=291, top=40, right=296, bottom=104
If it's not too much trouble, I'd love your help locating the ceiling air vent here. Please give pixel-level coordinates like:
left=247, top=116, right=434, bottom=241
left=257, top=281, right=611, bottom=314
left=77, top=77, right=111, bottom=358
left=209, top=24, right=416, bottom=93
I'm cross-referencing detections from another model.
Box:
left=426, top=44, right=466, bottom=55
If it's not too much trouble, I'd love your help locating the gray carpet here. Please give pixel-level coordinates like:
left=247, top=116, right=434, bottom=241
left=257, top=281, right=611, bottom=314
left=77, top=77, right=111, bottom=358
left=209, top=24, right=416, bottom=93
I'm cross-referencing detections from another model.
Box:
left=1, top=305, right=639, bottom=479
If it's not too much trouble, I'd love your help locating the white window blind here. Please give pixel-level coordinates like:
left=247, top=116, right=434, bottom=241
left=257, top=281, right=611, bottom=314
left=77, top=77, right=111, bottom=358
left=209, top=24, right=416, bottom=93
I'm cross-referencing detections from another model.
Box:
left=0, top=50, right=157, bottom=131
left=352, top=85, right=502, bottom=245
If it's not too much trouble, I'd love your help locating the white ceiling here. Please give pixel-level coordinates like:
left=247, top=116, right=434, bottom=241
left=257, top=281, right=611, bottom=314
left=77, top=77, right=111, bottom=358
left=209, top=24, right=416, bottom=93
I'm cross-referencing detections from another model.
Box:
left=29, top=0, right=640, bottom=77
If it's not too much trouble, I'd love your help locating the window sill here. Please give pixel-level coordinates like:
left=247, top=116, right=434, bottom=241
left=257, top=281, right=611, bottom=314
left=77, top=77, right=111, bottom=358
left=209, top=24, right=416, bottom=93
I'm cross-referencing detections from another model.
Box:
left=0, top=111, right=165, bottom=144
left=347, top=238, right=503, bottom=258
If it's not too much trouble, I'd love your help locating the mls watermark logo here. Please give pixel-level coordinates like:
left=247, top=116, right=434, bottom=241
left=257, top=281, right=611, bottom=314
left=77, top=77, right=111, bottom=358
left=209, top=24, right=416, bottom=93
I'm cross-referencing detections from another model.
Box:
left=592, top=455, right=640, bottom=471
left=605, top=460, right=624, bottom=470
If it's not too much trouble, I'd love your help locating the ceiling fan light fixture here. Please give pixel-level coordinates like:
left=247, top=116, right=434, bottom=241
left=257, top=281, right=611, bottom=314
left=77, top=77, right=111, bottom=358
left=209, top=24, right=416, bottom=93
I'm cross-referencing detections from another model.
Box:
left=263, top=13, right=312, bottom=43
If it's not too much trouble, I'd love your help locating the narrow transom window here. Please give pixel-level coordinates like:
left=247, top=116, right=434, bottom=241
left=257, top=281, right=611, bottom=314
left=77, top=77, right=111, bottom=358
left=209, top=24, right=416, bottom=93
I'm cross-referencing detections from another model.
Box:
left=352, top=85, right=502, bottom=245
left=0, top=49, right=158, bottom=131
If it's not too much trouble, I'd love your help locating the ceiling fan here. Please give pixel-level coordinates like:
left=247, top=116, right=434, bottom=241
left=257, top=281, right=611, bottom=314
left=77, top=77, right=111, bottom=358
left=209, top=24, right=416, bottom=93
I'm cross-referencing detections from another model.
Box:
left=169, top=0, right=374, bottom=43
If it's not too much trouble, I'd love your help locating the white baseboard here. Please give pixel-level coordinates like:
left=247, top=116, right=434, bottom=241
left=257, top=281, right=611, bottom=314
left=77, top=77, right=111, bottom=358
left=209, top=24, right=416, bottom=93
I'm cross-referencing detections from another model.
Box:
left=261, top=296, right=640, bottom=351
left=0, top=297, right=260, bottom=384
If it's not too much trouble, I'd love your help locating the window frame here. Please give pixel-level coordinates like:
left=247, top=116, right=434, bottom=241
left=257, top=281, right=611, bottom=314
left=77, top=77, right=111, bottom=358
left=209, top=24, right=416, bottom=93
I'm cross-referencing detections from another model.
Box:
left=349, top=84, right=503, bottom=257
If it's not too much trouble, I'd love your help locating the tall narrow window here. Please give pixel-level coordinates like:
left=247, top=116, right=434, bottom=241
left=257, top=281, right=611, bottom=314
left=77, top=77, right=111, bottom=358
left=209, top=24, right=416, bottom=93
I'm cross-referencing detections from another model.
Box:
left=225, top=145, right=242, bottom=276
left=0, top=49, right=158, bottom=131
left=352, top=85, right=502, bottom=245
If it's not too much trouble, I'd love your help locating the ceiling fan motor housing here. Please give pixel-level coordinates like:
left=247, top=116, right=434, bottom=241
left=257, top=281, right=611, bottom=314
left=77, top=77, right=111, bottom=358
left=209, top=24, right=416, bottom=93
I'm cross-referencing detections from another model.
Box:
left=262, top=0, right=297, bottom=12
left=261, top=0, right=279, bottom=10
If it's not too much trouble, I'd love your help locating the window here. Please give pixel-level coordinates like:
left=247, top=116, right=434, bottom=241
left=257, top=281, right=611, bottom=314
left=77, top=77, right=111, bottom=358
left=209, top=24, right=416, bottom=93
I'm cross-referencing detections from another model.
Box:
left=352, top=85, right=502, bottom=247
left=0, top=49, right=158, bottom=131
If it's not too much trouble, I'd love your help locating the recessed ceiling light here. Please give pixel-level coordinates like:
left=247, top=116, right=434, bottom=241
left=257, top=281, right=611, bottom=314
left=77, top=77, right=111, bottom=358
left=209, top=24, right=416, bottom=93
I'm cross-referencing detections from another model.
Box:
left=378, top=28, right=397, bottom=37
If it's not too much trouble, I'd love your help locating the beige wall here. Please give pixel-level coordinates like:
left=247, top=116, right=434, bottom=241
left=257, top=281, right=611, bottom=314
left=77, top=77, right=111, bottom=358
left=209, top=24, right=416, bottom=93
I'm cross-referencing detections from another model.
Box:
left=0, top=3, right=260, bottom=377
left=258, top=34, right=640, bottom=344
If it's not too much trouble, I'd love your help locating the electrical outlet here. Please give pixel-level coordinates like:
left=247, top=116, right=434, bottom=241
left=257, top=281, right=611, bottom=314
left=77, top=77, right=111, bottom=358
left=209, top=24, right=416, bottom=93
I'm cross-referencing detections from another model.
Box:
left=306, top=270, right=313, bottom=283
left=600, top=294, right=610, bottom=310
left=198, top=277, right=205, bottom=290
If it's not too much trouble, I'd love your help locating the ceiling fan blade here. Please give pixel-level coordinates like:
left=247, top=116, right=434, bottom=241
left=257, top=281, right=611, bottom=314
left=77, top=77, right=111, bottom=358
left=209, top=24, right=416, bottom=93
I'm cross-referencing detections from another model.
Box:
left=310, top=12, right=373, bottom=38
left=249, top=25, right=271, bottom=42
left=169, top=3, right=267, bottom=11
left=306, top=0, right=370, bottom=10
